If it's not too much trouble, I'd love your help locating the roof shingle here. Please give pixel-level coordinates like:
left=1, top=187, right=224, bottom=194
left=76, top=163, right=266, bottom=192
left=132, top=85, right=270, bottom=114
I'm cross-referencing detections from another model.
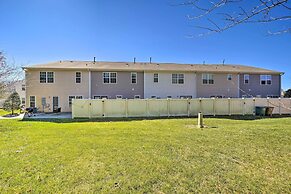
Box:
left=23, top=60, right=283, bottom=74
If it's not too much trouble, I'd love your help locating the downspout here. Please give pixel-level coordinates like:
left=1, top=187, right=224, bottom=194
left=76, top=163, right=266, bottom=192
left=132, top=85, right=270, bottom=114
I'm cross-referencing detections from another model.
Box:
left=88, top=69, right=91, bottom=99
left=237, top=74, right=240, bottom=98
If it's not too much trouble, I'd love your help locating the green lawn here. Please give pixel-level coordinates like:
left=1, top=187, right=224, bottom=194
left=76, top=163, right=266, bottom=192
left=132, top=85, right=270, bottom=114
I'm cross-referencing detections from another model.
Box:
left=0, top=117, right=290, bottom=193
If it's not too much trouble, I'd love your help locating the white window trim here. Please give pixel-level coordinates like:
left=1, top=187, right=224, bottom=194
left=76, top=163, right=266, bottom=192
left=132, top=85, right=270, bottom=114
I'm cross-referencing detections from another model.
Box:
left=40, top=71, right=54, bottom=83
left=244, top=74, right=250, bottom=84
left=103, top=72, right=117, bottom=84
left=29, top=96, right=36, bottom=108
left=260, top=75, right=272, bottom=85
left=171, top=73, right=184, bottom=85
left=47, top=72, right=54, bottom=83
left=153, top=73, right=159, bottom=83
left=131, top=72, right=137, bottom=84
left=75, top=72, right=82, bottom=84
left=40, top=72, right=47, bottom=83
left=202, top=73, right=214, bottom=85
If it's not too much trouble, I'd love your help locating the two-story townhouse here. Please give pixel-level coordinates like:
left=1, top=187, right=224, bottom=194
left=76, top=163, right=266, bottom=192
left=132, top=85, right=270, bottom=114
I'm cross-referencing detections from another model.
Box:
left=23, top=61, right=283, bottom=112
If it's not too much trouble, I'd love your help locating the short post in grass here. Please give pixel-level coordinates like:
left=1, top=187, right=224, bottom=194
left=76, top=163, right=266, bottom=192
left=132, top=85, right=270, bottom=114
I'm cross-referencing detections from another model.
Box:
left=197, top=112, right=204, bottom=128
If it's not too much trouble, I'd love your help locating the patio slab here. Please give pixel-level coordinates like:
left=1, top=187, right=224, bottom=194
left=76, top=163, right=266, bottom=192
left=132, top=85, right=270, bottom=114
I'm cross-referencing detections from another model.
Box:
left=23, top=112, right=72, bottom=119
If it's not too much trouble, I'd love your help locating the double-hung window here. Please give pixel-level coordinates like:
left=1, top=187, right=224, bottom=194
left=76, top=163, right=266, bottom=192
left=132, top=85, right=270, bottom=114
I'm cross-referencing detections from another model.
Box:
left=153, top=73, right=159, bottom=83
left=30, top=96, right=36, bottom=107
left=244, top=74, right=250, bottom=84
left=103, top=72, right=117, bottom=84
left=40, top=72, right=47, bottom=83
left=76, top=72, right=81, bottom=83
left=202, top=74, right=214, bottom=84
left=47, top=72, right=54, bottom=83
left=172, top=74, right=184, bottom=84
left=260, top=75, right=272, bottom=85
left=131, top=72, right=137, bottom=84
left=40, top=72, right=54, bottom=83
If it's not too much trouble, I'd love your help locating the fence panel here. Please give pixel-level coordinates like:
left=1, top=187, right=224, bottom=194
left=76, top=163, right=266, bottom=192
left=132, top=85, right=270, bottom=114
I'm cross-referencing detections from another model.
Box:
left=201, top=98, right=214, bottom=115
left=72, top=98, right=289, bottom=118
left=91, top=100, right=103, bottom=118
left=104, top=99, right=126, bottom=117
left=189, top=99, right=200, bottom=116
left=72, top=99, right=90, bottom=118
left=230, top=98, right=244, bottom=115
left=280, top=98, right=291, bottom=115
left=148, top=99, right=168, bottom=117
left=268, top=98, right=280, bottom=114
left=127, top=99, right=147, bottom=117
left=169, top=99, right=188, bottom=116
left=244, top=98, right=255, bottom=115
left=215, top=99, right=229, bottom=115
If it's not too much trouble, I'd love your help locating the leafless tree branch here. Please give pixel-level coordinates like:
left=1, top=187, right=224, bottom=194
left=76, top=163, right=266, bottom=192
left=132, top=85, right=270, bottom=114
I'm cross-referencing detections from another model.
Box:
left=180, top=0, right=290, bottom=36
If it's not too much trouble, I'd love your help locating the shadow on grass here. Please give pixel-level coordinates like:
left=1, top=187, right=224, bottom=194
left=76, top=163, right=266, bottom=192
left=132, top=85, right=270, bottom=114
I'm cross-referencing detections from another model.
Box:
left=20, top=115, right=291, bottom=123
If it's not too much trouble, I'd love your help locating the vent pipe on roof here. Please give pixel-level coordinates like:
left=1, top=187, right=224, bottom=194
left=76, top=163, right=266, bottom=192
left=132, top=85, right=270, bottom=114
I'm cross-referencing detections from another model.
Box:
left=149, top=57, right=152, bottom=64
left=134, top=57, right=136, bottom=64
left=93, top=57, right=96, bottom=63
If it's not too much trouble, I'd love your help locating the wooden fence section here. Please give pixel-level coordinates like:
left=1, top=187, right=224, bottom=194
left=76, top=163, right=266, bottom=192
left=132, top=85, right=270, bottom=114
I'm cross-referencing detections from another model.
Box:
left=72, top=98, right=291, bottom=118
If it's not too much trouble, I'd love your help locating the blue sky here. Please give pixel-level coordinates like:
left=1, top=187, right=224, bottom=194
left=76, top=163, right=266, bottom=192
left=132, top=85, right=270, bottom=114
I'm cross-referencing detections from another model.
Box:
left=0, top=0, right=290, bottom=89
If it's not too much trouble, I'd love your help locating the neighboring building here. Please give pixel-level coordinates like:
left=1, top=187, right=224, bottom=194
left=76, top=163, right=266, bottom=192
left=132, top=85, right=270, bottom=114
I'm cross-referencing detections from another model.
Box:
left=23, top=61, right=283, bottom=112
left=0, top=80, right=26, bottom=108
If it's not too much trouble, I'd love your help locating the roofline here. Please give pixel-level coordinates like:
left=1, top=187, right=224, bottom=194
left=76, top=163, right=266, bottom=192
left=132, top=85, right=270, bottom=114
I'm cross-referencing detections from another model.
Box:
left=21, top=60, right=284, bottom=75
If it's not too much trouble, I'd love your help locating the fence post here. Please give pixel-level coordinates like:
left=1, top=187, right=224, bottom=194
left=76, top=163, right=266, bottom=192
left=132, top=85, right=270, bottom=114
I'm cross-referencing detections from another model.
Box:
left=89, top=100, right=92, bottom=119
left=253, top=98, right=256, bottom=116
left=242, top=98, right=245, bottom=116
left=102, top=99, right=105, bottom=117
left=199, top=98, right=202, bottom=114
left=187, top=98, right=190, bottom=117
left=125, top=99, right=128, bottom=118
left=146, top=98, right=149, bottom=117
left=278, top=97, right=281, bottom=115
left=228, top=98, right=231, bottom=116
left=213, top=98, right=216, bottom=116
left=167, top=98, right=170, bottom=117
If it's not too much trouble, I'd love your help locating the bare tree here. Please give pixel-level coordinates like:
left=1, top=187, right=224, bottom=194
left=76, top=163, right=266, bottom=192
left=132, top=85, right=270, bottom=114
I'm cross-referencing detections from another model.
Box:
left=179, top=0, right=290, bottom=36
left=0, top=51, right=22, bottom=98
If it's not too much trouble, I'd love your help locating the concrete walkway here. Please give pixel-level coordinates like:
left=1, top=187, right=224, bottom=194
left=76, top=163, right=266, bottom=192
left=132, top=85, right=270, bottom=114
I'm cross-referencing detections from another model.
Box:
left=23, top=112, right=72, bottom=119
left=0, top=113, right=25, bottom=120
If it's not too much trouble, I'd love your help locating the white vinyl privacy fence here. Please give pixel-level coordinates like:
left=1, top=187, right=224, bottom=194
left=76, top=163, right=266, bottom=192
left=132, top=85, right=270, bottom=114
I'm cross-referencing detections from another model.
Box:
left=72, top=98, right=291, bottom=118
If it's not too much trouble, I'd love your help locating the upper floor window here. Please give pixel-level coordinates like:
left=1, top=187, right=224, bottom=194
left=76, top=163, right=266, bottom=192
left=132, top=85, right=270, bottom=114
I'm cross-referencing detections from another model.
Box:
left=76, top=72, right=81, bottom=83
left=227, top=74, right=232, bottom=81
left=244, top=74, right=250, bottom=84
left=40, top=72, right=46, bottom=83
left=40, top=72, right=54, bottom=83
left=172, top=74, right=184, bottom=84
left=21, top=84, right=25, bottom=91
left=103, top=72, right=117, bottom=84
left=202, top=74, right=214, bottom=84
left=47, top=72, right=54, bottom=83
left=153, top=73, right=159, bottom=83
left=131, top=72, right=137, bottom=84
left=260, top=75, right=272, bottom=85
